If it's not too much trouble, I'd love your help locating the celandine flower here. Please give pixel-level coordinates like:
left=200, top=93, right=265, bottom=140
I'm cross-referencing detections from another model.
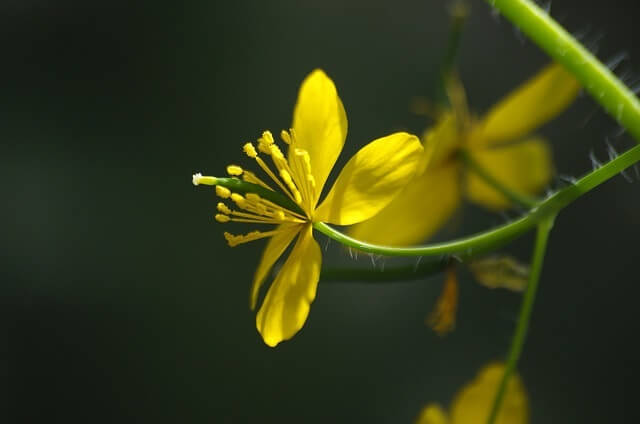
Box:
left=416, top=363, right=529, bottom=424
left=349, top=63, right=580, bottom=246
left=193, top=70, right=423, bottom=346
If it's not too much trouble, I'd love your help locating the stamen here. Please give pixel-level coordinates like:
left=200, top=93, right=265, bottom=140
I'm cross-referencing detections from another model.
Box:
left=244, top=141, right=297, bottom=202
left=285, top=130, right=314, bottom=208
left=211, top=189, right=304, bottom=226
left=229, top=209, right=281, bottom=222
left=242, top=170, right=273, bottom=190
left=223, top=228, right=292, bottom=247
left=267, top=143, right=306, bottom=206
left=280, top=129, right=292, bottom=145
left=215, top=214, right=230, bottom=223
left=230, top=193, right=246, bottom=208
left=216, top=186, right=231, bottom=199
left=217, top=202, right=232, bottom=214
left=227, top=165, right=243, bottom=176
left=279, top=169, right=303, bottom=204
left=247, top=194, right=307, bottom=220
left=289, top=128, right=298, bottom=144
left=243, top=143, right=258, bottom=158
left=228, top=217, right=287, bottom=224
left=203, top=130, right=318, bottom=246
left=243, top=193, right=305, bottom=223
left=293, top=148, right=316, bottom=210
left=257, top=130, right=275, bottom=154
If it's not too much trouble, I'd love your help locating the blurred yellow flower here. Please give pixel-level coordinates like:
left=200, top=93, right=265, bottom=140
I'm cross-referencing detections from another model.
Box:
left=349, top=63, right=580, bottom=246
left=194, top=70, right=423, bottom=346
left=416, top=363, right=529, bottom=424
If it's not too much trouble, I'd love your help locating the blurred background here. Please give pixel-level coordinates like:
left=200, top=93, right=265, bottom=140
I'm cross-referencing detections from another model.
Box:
left=2, top=0, right=640, bottom=422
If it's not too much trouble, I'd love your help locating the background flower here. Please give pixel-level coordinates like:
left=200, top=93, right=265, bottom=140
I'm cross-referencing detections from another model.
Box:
left=416, top=363, right=529, bottom=424
left=348, top=64, right=580, bottom=246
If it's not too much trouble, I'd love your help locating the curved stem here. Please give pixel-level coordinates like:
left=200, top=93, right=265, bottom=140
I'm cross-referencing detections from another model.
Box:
left=486, top=215, right=554, bottom=424
left=460, top=150, right=539, bottom=208
left=314, top=142, right=640, bottom=257
left=199, top=142, right=640, bottom=259
left=487, top=0, right=640, bottom=142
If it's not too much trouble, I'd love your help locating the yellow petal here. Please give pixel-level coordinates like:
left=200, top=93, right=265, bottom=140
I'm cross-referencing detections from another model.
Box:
left=465, top=138, right=553, bottom=210
left=314, top=132, right=423, bottom=226
left=415, top=404, right=450, bottom=424
left=346, top=163, right=461, bottom=246
left=291, top=69, right=348, bottom=206
left=249, top=224, right=302, bottom=310
left=256, top=224, right=321, bottom=347
left=450, top=363, right=529, bottom=424
left=470, top=63, right=580, bottom=146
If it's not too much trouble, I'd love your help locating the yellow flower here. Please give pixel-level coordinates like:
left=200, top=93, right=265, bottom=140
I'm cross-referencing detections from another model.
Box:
left=349, top=63, right=580, bottom=246
left=194, top=70, right=423, bottom=346
left=416, top=363, right=529, bottom=424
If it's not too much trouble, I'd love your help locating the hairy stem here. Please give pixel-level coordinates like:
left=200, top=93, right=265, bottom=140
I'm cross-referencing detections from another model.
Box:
left=486, top=215, right=554, bottom=424
left=202, top=142, right=640, bottom=260
left=314, top=142, right=640, bottom=257
left=486, top=0, right=640, bottom=142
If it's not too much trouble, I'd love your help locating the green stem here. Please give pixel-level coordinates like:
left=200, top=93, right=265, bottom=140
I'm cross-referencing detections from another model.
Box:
left=442, top=3, right=468, bottom=77
left=486, top=215, right=554, bottom=424
left=203, top=142, right=640, bottom=259
left=314, top=142, right=640, bottom=256
left=487, top=0, right=640, bottom=142
left=436, top=2, right=469, bottom=107
left=460, top=149, right=539, bottom=208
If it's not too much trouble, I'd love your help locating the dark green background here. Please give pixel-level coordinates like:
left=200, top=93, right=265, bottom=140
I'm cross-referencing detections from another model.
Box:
left=2, top=0, right=640, bottom=422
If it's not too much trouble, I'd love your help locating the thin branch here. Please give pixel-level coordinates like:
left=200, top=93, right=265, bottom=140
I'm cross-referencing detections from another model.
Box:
left=486, top=215, right=555, bottom=424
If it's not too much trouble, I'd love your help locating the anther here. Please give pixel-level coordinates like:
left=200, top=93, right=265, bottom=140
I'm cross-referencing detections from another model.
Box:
left=217, top=202, right=232, bottom=214
left=258, top=131, right=275, bottom=154
left=243, top=142, right=258, bottom=158
left=215, top=214, right=230, bottom=223
left=230, top=193, right=247, bottom=208
left=289, top=128, right=298, bottom=143
left=280, top=130, right=292, bottom=144
left=223, top=232, right=239, bottom=247
left=269, top=144, right=285, bottom=160
left=226, top=165, right=243, bottom=176
left=262, top=130, right=274, bottom=144
left=215, top=186, right=231, bottom=199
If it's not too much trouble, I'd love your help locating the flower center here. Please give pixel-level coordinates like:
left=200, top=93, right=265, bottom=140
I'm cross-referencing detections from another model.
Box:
left=192, top=129, right=316, bottom=247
